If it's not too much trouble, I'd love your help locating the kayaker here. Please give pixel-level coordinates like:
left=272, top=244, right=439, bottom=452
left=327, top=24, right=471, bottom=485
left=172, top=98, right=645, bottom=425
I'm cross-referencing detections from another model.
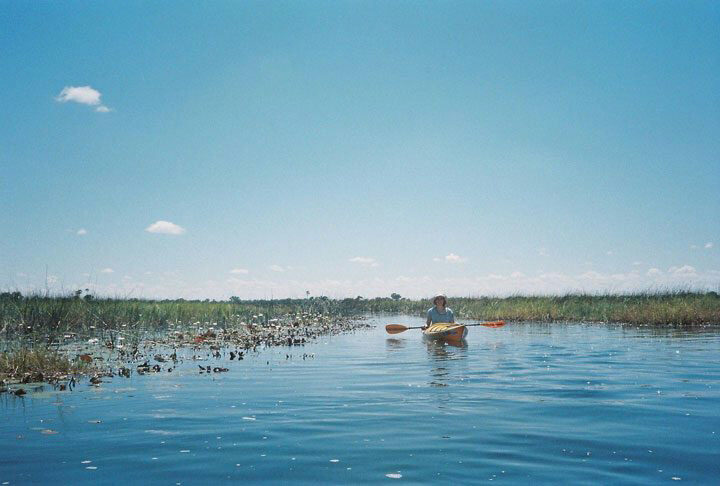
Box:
left=424, top=294, right=455, bottom=328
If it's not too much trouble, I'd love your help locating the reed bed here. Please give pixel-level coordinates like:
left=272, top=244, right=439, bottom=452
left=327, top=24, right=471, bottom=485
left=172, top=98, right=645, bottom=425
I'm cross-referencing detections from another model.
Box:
left=0, top=293, right=360, bottom=386
left=0, top=293, right=336, bottom=349
left=341, top=291, right=720, bottom=325
left=0, top=291, right=716, bottom=389
left=1, top=291, right=717, bottom=349
left=0, top=348, right=90, bottom=384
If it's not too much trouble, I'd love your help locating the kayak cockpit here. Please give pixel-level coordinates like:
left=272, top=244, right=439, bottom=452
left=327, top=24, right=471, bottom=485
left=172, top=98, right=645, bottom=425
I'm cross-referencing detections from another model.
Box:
left=422, top=323, right=467, bottom=342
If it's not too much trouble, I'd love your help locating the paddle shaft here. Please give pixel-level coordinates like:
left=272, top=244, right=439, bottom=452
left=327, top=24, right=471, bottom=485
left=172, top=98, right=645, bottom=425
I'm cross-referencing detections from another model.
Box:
left=385, top=320, right=505, bottom=334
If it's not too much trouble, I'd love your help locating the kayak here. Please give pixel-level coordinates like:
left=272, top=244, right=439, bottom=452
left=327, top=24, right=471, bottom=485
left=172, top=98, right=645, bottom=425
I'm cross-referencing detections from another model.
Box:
left=423, top=323, right=467, bottom=342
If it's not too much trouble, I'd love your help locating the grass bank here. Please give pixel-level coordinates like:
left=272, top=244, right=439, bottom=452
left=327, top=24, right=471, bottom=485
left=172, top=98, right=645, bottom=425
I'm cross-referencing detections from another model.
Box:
left=341, top=291, right=720, bottom=325
left=0, top=292, right=338, bottom=348
left=0, top=291, right=715, bottom=388
left=1, top=291, right=718, bottom=339
left=0, top=293, right=363, bottom=387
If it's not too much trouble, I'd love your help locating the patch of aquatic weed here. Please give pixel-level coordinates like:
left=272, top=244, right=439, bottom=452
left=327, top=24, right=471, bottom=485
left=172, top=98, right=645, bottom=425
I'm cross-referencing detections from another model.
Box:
left=0, top=291, right=339, bottom=343
left=0, top=348, right=92, bottom=385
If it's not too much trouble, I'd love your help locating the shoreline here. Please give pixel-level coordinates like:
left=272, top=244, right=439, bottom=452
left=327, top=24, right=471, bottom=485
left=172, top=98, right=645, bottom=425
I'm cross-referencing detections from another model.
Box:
left=344, top=292, right=720, bottom=326
left=2, top=291, right=718, bottom=332
left=1, top=291, right=718, bottom=391
left=1, top=312, right=371, bottom=392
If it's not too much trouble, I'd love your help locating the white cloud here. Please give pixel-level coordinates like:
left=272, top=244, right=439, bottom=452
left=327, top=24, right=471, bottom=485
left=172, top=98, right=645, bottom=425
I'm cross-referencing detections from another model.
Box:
left=705, top=242, right=714, bottom=249
left=670, top=265, right=696, bottom=276
left=230, top=268, right=249, bottom=275
left=269, top=265, right=286, bottom=272
left=646, top=268, right=662, bottom=276
left=349, top=257, right=379, bottom=267
left=77, top=228, right=87, bottom=235
left=433, top=253, right=467, bottom=263
left=100, top=268, right=114, bottom=274
left=510, top=271, right=526, bottom=279
left=56, top=85, right=101, bottom=105
left=537, top=272, right=568, bottom=281
left=20, top=263, right=720, bottom=301
left=580, top=271, right=603, bottom=280
left=55, top=85, right=111, bottom=112
left=440, top=253, right=466, bottom=264
left=145, top=220, right=186, bottom=235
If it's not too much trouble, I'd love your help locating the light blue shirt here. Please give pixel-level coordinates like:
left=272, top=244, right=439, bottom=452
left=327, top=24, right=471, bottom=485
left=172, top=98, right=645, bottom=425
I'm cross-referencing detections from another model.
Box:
left=427, top=307, right=455, bottom=324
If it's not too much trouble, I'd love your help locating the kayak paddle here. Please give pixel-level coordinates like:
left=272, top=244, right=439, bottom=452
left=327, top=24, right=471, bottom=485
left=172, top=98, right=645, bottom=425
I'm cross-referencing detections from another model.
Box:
left=385, top=321, right=505, bottom=334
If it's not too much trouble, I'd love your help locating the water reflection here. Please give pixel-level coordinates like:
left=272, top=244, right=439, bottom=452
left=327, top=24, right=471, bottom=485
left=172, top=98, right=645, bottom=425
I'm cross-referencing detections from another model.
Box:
left=3, top=319, right=720, bottom=484
left=424, top=338, right=468, bottom=388
left=424, top=337, right=467, bottom=355
left=384, top=338, right=406, bottom=351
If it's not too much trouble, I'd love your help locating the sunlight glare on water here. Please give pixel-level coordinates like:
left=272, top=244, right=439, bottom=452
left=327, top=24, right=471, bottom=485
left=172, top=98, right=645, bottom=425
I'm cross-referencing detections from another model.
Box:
left=1, top=316, right=719, bottom=484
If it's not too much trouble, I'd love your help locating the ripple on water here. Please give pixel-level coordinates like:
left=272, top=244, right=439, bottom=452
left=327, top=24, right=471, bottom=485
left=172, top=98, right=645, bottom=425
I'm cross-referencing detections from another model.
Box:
left=1, top=320, right=718, bottom=484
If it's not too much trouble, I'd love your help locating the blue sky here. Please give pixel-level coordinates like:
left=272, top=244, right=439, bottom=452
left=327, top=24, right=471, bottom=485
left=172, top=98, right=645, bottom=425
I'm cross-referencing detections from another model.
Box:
left=1, top=1, right=718, bottom=299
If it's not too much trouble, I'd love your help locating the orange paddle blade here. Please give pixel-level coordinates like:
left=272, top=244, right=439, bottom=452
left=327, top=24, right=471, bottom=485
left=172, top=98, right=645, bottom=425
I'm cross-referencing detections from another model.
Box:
left=385, top=324, right=409, bottom=334
left=481, top=320, right=506, bottom=328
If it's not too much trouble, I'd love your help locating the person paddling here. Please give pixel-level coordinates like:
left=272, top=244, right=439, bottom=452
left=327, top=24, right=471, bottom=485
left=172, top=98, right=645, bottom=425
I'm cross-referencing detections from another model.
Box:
left=425, top=294, right=455, bottom=329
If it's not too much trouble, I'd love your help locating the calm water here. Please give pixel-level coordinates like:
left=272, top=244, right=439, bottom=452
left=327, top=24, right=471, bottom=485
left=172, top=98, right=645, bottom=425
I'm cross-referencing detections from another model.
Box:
left=2, top=316, right=719, bottom=484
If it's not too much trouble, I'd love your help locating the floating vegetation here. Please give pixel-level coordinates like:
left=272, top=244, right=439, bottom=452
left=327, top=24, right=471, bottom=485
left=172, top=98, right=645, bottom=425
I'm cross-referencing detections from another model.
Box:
left=0, top=304, right=371, bottom=393
left=2, top=289, right=714, bottom=396
left=0, top=292, right=340, bottom=343
left=0, top=348, right=92, bottom=387
left=2, top=290, right=717, bottom=346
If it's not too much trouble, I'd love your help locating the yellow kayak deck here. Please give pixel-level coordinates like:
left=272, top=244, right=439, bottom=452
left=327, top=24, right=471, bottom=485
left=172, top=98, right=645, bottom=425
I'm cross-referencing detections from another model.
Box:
left=423, top=323, right=467, bottom=341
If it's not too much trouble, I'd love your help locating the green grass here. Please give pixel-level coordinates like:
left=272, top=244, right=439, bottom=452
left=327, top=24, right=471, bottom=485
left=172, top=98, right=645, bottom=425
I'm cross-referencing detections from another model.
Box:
left=455, top=292, right=720, bottom=325
left=0, top=292, right=339, bottom=347
left=340, top=291, right=720, bottom=325
left=0, top=290, right=716, bottom=383
left=0, top=348, right=90, bottom=383
left=1, top=290, right=718, bottom=350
